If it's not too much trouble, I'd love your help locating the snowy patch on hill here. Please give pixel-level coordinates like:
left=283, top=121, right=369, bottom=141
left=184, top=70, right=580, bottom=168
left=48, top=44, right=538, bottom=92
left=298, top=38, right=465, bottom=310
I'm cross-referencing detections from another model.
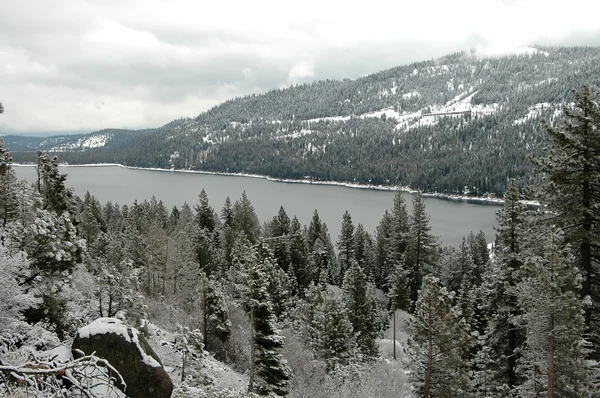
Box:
left=402, top=91, right=419, bottom=99
left=43, top=133, right=111, bottom=152
left=513, top=102, right=554, bottom=125
left=81, top=134, right=109, bottom=149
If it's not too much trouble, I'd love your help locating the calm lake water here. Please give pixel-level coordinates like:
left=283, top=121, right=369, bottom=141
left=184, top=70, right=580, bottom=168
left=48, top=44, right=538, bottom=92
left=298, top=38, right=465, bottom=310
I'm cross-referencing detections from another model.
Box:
left=14, top=165, right=499, bottom=246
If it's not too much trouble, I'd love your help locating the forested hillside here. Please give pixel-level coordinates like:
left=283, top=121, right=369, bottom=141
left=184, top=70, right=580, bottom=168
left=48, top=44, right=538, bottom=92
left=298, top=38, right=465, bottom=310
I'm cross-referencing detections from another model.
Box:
left=6, top=46, right=600, bottom=196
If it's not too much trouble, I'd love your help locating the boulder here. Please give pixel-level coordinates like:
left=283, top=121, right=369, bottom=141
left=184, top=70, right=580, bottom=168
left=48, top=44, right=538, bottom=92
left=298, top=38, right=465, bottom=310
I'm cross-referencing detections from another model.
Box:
left=72, top=318, right=173, bottom=398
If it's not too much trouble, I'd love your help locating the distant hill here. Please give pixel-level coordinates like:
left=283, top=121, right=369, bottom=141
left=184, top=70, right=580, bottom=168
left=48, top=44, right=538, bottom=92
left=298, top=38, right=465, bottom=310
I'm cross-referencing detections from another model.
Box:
left=7, top=46, right=600, bottom=195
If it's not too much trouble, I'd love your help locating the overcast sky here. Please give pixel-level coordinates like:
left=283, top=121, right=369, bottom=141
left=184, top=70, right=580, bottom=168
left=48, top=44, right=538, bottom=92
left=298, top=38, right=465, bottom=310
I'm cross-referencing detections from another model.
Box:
left=1, top=0, right=599, bottom=135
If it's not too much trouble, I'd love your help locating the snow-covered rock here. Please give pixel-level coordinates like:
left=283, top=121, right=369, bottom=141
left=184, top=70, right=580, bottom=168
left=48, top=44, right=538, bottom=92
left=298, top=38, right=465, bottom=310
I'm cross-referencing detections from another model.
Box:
left=73, top=318, right=173, bottom=398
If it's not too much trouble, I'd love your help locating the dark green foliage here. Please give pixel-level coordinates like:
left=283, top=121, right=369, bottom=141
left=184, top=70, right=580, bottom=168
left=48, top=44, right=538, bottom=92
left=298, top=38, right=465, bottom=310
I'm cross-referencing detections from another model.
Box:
left=246, top=242, right=291, bottom=396
left=532, top=84, right=600, bottom=352
left=36, top=151, right=75, bottom=215
left=204, top=276, right=232, bottom=353
left=23, top=294, right=72, bottom=340
left=336, top=210, right=355, bottom=284
left=296, top=284, right=357, bottom=371
left=233, top=191, right=260, bottom=244
left=405, top=192, right=438, bottom=311
left=479, top=181, right=528, bottom=394
left=411, top=275, right=474, bottom=397
left=342, top=261, right=382, bottom=358
left=194, top=189, right=217, bottom=232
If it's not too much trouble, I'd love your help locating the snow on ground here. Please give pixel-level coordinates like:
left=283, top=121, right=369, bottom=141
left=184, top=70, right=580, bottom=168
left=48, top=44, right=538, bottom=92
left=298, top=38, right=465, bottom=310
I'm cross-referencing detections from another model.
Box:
left=513, top=102, right=553, bottom=125
left=143, top=321, right=249, bottom=393
left=81, top=134, right=109, bottom=149
left=359, top=108, right=403, bottom=120
left=535, top=77, right=558, bottom=87
left=380, top=309, right=412, bottom=365
left=276, top=128, right=314, bottom=140
left=402, top=91, right=419, bottom=99
left=513, top=47, right=550, bottom=57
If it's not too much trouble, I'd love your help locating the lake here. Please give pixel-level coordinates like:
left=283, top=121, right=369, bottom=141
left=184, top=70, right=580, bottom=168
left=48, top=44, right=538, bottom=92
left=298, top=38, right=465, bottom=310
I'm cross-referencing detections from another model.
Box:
left=14, top=165, right=499, bottom=246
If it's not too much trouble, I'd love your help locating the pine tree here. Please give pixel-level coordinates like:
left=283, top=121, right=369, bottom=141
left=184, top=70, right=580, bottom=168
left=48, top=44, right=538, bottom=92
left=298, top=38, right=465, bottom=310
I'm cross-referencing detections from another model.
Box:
left=342, top=261, right=381, bottom=358
left=387, top=191, right=410, bottom=265
left=221, top=196, right=234, bottom=228
left=203, top=275, right=232, bottom=354
left=373, top=210, right=392, bottom=290
left=411, top=275, right=474, bottom=398
left=246, top=241, right=291, bottom=396
left=233, top=191, right=260, bottom=243
left=337, top=210, right=355, bottom=284
left=532, top=84, right=600, bottom=352
left=288, top=216, right=312, bottom=292
left=307, top=209, right=324, bottom=251
left=387, top=261, right=411, bottom=311
left=0, top=139, right=22, bottom=232
left=296, top=284, right=357, bottom=371
left=405, top=192, right=437, bottom=310
left=36, top=151, right=75, bottom=215
left=516, top=227, right=596, bottom=397
left=382, top=192, right=410, bottom=292
left=194, top=188, right=216, bottom=232
left=479, top=180, right=528, bottom=395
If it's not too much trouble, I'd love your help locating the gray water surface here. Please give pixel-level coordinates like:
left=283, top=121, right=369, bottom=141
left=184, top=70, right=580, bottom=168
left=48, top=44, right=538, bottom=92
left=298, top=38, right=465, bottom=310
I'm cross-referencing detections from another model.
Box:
left=14, top=165, right=499, bottom=245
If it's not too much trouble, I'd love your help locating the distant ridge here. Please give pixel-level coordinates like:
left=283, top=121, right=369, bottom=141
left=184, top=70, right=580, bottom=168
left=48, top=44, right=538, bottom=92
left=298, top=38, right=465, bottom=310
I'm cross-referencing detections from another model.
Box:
left=7, top=46, right=600, bottom=196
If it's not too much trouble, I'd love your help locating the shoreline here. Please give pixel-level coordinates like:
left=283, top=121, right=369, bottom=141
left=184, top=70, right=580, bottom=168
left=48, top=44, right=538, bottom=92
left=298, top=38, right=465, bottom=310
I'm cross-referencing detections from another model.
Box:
left=12, top=162, right=529, bottom=208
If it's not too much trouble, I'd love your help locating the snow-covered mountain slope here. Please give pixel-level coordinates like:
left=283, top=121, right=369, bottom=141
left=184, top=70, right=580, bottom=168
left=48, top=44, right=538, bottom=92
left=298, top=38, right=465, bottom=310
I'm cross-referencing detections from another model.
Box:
left=6, top=46, right=600, bottom=195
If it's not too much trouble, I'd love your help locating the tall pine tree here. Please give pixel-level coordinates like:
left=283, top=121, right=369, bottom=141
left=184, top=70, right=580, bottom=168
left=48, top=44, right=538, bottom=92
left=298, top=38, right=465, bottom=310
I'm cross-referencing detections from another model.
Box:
left=516, top=227, right=596, bottom=397
left=532, top=84, right=600, bottom=353
left=405, top=192, right=437, bottom=311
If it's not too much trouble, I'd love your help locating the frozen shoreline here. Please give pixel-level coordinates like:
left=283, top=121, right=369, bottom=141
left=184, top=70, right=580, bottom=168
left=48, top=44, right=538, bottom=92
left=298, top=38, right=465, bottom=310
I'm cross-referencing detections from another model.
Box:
left=13, top=162, right=534, bottom=208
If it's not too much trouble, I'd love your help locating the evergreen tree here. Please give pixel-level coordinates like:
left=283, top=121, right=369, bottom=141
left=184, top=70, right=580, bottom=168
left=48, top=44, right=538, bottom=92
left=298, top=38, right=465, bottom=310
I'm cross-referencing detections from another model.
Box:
left=411, top=275, right=474, bottom=398
left=337, top=210, right=355, bottom=284
left=246, top=241, right=291, bottom=396
left=342, top=261, right=381, bottom=358
left=479, top=180, right=528, bottom=395
left=203, top=276, right=232, bottom=354
left=0, top=139, right=22, bottom=232
left=516, top=227, right=596, bottom=398
left=288, top=216, right=311, bottom=292
left=307, top=209, right=324, bottom=251
left=532, top=84, right=600, bottom=352
left=353, top=223, right=374, bottom=275
left=221, top=196, right=234, bottom=228
left=233, top=191, right=261, bottom=243
left=387, top=261, right=411, bottom=311
left=373, top=210, right=392, bottom=290
left=194, top=189, right=216, bottom=232
left=405, top=192, right=437, bottom=310
left=387, top=191, right=410, bottom=267
left=36, top=151, right=75, bottom=215
left=296, top=284, right=357, bottom=371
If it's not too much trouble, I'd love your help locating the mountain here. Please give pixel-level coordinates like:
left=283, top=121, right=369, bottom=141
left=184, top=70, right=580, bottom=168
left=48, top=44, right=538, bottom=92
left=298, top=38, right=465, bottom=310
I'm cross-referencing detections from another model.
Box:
left=6, top=128, right=153, bottom=161
left=7, top=46, right=600, bottom=195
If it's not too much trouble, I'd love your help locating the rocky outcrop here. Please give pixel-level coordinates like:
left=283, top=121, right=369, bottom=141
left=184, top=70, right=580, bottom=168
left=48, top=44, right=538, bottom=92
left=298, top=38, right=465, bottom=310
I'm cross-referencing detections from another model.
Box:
left=72, top=318, right=173, bottom=398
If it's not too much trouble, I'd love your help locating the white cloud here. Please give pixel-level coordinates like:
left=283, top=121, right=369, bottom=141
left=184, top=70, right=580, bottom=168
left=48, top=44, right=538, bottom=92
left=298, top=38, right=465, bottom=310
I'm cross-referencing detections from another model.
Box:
left=0, top=0, right=600, bottom=133
left=288, top=61, right=316, bottom=84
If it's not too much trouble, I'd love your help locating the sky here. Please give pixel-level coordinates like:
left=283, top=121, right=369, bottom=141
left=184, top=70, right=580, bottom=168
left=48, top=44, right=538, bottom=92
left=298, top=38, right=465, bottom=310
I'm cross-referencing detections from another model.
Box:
left=1, top=0, right=600, bottom=135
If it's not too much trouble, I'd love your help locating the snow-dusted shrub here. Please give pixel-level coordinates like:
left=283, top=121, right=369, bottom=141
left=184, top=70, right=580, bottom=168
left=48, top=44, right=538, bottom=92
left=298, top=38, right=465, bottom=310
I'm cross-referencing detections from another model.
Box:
left=173, top=384, right=261, bottom=398
left=0, top=353, right=125, bottom=397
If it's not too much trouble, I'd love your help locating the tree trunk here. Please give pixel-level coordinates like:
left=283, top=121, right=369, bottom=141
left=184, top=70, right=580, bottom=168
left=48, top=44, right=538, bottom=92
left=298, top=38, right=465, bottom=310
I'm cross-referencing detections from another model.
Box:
left=248, top=306, right=255, bottom=394
left=393, top=309, right=397, bottom=361
left=202, top=277, right=208, bottom=349
left=424, top=295, right=433, bottom=398
left=548, top=247, right=557, bottom=398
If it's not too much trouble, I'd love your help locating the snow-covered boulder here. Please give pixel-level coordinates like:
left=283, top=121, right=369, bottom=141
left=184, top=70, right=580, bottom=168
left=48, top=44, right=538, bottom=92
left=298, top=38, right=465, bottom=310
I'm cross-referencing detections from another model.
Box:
left=72, top=318, right=173, bottom=398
